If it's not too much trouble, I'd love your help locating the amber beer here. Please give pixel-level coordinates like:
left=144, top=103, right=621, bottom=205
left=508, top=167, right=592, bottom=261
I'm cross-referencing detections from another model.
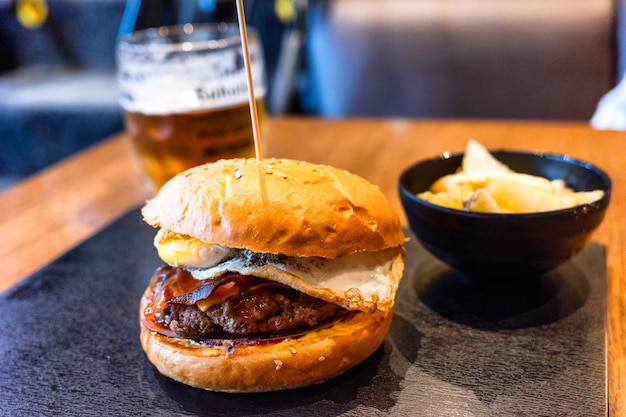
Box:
left=117, top=23, right=267, bottom=188
left=124, top=100, right=265, bottom=187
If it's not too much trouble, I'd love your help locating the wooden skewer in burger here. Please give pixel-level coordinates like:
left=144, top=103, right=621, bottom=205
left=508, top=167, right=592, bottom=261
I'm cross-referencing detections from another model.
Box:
left=138, top=1, right=405, bottom=392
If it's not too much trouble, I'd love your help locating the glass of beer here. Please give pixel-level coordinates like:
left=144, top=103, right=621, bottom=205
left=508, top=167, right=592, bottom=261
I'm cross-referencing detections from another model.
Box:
left=116, top=23, right=267, bottom=188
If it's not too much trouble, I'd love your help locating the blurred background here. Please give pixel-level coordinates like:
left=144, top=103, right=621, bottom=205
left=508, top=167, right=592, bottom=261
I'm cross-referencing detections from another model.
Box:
left=0, top=0, right=623, bottom=189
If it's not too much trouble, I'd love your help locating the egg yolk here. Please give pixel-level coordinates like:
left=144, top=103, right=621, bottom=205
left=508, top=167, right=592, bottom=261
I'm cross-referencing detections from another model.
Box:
left=154, top=228, right=230, bottom=268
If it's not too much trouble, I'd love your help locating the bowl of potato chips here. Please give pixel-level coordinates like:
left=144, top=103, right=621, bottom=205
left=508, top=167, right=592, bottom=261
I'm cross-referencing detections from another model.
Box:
left=399, top=140, right=611, bottom=277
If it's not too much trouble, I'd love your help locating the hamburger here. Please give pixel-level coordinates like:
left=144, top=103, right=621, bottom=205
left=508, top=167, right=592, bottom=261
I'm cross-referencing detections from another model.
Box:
left=139, top=158, right=406, bottom=392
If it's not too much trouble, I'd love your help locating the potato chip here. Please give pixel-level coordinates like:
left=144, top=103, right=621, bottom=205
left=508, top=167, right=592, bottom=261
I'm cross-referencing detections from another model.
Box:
left=464, top=188, right=503, bottom=213
left=462, top=139, right=512, bottom=174
left=485, top=177, right=567, bottom=213
left=417, top=191, right=463, bottom=210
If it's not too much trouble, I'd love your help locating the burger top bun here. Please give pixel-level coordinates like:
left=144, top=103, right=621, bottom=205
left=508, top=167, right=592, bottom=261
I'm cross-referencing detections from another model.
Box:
left=141, top=158, right=406, bottom=258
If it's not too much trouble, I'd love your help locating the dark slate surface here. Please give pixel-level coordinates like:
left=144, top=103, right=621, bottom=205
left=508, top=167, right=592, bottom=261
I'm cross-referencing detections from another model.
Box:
left=0, top=209, right=607, bottom=416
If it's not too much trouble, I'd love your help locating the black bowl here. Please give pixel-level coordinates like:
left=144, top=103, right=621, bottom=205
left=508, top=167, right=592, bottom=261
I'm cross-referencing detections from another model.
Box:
left=398, top=150, right=612, bottom=277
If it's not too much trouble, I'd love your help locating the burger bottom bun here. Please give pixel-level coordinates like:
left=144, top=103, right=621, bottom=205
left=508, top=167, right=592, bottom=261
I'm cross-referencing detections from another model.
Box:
left=139, top=292, right=393, bottom=392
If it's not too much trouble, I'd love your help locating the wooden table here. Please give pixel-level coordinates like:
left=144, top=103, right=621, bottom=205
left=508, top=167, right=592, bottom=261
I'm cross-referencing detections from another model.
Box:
left=0, top=117, right=623, bottom=414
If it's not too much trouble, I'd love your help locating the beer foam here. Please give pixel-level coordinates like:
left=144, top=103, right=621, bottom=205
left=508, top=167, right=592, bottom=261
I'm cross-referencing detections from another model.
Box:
left=117, top=39, right=266, bottom=115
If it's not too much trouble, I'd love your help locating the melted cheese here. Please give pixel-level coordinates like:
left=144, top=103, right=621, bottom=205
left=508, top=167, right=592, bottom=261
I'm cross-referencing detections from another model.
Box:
left=195, top=281, right=240, bottom=312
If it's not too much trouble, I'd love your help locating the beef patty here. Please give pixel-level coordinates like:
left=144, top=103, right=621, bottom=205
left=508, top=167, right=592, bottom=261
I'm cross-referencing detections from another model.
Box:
left=148, top=266, right=344, bottom=340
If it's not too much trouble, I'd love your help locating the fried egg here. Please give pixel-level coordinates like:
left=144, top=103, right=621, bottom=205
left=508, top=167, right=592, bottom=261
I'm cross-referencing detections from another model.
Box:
left=153, top=228, right=402, bottom=312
